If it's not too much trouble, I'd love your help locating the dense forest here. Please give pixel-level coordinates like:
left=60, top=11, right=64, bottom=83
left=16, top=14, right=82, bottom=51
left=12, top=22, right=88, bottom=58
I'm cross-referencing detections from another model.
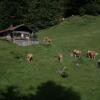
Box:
left=0, top=0, right=100, bottom=31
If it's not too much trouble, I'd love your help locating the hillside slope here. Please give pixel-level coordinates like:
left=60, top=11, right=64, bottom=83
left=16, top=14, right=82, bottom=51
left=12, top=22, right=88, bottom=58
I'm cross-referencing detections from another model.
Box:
left=0, top=15, right=100, bottom=100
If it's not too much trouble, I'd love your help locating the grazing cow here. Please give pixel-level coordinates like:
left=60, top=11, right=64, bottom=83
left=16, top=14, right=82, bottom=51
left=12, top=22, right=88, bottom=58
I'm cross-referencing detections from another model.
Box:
left=26, top=53, right=33, bottom=62
left=43, top=36, right=52, bottom=45
left=43, top=36, right=48, bottom=42
left=58, top=54, right=63, bottom=63
left=71, top=49, right=81, bottom=58
left=47, top=38, right=52, bottom=45
left=87, top=50, right=97, bottom=59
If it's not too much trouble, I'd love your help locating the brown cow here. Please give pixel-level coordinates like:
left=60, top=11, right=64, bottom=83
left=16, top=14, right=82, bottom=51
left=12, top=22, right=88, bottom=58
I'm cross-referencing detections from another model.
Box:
left=43, top=36, right=52, bottom=45
left=43, top=36, right=48, bottom=42
left=26, top=53, right=33, bottom=62
left=87, top=50, right=97, bottom=59
left=58, top=54, right=63, bottom=63
left=47, top=38, right=52, bottom=45
left=71, top=49, right=81, bottom=58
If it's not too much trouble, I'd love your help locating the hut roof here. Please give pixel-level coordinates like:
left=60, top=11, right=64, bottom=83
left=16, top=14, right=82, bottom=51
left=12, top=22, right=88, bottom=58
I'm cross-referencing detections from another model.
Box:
left=0, top=24, right=32, bottom=35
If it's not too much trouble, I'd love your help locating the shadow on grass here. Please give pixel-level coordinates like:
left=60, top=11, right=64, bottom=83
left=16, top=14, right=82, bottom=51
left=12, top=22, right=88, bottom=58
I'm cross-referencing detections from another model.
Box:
left=0, top=81, right=81, bottom=100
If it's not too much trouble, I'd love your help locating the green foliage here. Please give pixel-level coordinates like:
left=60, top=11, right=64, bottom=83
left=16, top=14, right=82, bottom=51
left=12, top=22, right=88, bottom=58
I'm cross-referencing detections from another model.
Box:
left=0, top=0, right=28, bottom=28
left=24, top=0, right=65, bottom=31
left=0, top=0, right=100, bottom=30
left=0, top=0, right=65, bottom=31
left=83, top=3, right=100, bottom=15
left=65, top=0, right=100, bottom=16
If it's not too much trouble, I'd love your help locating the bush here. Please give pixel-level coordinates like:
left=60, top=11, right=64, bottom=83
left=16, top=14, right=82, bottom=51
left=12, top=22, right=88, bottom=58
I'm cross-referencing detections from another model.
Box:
left=83, top=3, right=100, bottom=15
left=79, top=7, right=86, bottom=16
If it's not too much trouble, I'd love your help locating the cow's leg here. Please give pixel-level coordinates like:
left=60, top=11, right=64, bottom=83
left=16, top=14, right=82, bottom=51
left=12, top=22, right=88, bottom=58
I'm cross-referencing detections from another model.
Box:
left=93, top=56, right=95, bottom=59
left=30, top=57, right=32, bottom=62
left=74, top=54, right=76, bottom=58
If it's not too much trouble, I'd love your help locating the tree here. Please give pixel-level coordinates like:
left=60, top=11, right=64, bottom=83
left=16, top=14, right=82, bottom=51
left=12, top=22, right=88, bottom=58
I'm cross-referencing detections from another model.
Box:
left=24, top=0, right=66, bottom=32
left=0, top=0, right=28, bottom=28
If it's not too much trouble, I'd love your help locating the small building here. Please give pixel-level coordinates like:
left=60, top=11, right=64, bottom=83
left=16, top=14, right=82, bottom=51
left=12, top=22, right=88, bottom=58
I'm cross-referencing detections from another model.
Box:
left=0, top=24, right=32, bottom=39
left=0, top=24, right=39, bottom=46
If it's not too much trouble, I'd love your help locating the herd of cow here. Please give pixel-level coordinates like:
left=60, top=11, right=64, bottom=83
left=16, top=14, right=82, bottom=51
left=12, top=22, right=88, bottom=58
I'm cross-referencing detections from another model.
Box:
left=26, top=49, right=98, bottom=63
left=58, top=49, right=98, bottom=63
left=72, top=49, right=98, bottom=59
left=26, top=36, right=100, bottom=66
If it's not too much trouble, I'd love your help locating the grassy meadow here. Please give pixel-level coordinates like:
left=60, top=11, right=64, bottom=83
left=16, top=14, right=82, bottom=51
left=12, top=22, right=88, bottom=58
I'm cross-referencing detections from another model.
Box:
left=0, top=15, right=100, bottom=100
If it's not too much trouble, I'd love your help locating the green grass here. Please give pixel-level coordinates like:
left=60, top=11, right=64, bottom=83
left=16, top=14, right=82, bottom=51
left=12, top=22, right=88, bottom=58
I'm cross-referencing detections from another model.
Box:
left=0, top=15, right=100, bottom=100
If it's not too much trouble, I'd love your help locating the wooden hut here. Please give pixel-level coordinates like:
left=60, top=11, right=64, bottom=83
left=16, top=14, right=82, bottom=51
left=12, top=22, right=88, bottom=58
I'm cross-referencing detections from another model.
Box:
left=0, top=24, right=33, bottom=40
left=0, top=24, right=39, bottom=46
